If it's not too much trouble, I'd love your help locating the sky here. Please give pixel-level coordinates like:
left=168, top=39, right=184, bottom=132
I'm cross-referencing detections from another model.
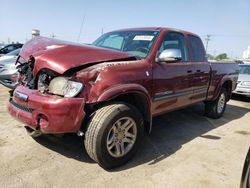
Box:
left=0, top=0, right=250, bottom=58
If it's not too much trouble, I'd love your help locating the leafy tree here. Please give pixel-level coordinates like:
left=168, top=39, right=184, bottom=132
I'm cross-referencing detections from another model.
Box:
left=207, top=54, right=214, bottom=60
left=215, top=53, right=228, bottom=61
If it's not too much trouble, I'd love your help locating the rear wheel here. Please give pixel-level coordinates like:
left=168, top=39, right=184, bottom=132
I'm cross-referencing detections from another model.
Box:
left=205, top=88, right=228, bottom=119
left=84, top=103, right=144, bottom=169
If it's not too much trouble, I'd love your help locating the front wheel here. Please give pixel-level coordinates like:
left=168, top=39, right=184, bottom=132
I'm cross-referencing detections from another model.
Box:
left=205, top=88, right=228, bottom=119
left=84, top=103, right=144, bottom=169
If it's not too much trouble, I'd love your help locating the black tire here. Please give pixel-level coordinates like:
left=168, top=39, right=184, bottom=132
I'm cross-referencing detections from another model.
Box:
left=205, top=88, right=228, bottom=119
left=84, top=103, right=144, bottom=169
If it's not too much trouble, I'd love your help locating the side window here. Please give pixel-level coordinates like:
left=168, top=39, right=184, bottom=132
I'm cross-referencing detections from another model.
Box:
left=158, top=32, right=188, bottom=61
left=188, top=35, right=206, bottom=62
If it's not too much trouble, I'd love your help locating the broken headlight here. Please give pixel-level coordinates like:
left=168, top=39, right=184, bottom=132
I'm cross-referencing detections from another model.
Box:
left=48, top=77, right=83, bottom=98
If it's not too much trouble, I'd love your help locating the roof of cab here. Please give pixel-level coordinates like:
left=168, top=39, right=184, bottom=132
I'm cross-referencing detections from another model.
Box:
left=110, top=27, right=199, bottom=37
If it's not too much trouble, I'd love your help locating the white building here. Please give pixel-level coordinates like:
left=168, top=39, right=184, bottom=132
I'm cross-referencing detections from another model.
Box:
left=243, top=46, right=250, bottom=59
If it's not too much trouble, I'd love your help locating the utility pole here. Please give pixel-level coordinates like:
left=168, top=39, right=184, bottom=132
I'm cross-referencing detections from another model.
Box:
left=101, top=28, right=104, bottom=35
left=77, top=14, right=86, bottom=42
left=205, top=34, right=211, bottom=53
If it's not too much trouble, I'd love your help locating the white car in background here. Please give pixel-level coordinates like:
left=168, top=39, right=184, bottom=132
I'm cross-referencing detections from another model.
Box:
left=233, top=63, right=250, bottom=97
left=0, top=48, right=20, bottom=89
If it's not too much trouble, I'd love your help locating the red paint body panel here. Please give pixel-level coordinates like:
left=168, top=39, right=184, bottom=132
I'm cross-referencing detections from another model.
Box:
left=207, top=62, right=239, bottom=100
left=8, top=85, right=85, bottom=133
left=76, top=60, right=152, bottom=102
left=8, top=27, right=239, bottom=134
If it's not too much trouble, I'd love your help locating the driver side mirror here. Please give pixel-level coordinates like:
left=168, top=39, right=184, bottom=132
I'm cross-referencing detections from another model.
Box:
left=156, top=49, right=182, bottom=63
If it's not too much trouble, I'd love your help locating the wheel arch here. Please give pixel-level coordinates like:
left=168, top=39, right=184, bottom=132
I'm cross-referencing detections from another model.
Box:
left=94, top=84, right=152, bottom=134
left=222, top=80, right=232, bottom=101
left=212, top=79, right=233, bottom=101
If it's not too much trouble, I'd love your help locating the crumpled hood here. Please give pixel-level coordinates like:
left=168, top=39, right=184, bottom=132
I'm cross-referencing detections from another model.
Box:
left=19, top=37, right=134, bottom=75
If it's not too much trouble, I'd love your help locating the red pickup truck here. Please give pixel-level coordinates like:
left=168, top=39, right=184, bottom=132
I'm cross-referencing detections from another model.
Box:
left=8, top=27, right=239, bottom=169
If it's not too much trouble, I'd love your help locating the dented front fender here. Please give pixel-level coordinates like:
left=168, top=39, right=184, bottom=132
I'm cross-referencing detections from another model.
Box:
left=97, top=83, right=151, bottom=103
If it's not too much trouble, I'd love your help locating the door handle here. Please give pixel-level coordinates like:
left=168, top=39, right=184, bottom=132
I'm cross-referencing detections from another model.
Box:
left=196, top=69, right=201, bottom=73
left=187, top=70, right=192, bottom=73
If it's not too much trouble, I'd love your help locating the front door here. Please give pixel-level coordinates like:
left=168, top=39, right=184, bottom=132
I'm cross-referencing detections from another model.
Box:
left=152, top=32, right=195, bottom=116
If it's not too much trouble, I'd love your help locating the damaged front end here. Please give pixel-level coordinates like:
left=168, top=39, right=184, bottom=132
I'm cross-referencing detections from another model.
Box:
left=13, top=36, right=135, bottom=98
left=9, top=55, right=86, bottom=134
left=16, top=55, right=58, bottom=93
left=16, top=55, right=36, bottom=89
left=8, top=36, right=138, bottom=134
left=8, top=62, right=86, bottom=133
left=16, top=55, right=83, bottom=98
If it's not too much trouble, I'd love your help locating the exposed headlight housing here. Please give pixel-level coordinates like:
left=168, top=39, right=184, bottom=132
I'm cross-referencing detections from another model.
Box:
left=48, top=77, right=83, bottom=98
left=241, top=81, right=250, bottom=86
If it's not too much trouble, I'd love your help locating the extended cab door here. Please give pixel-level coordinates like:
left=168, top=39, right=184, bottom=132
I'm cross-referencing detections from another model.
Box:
left=187, top=35, right=210, bottom=103
left=152, top=32, right=195, bottom=116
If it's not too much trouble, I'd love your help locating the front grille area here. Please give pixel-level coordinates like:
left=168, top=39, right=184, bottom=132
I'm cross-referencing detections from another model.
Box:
left=9, top=99, right=34, bottom=113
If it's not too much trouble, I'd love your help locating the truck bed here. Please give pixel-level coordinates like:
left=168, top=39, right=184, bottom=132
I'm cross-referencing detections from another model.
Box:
left=207, top=61, right=239, bottom=101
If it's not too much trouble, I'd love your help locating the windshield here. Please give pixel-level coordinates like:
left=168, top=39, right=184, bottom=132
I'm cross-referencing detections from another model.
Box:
left=92, top=30, right=159, bottom=59
left=239, top=65, right=250, bottom=75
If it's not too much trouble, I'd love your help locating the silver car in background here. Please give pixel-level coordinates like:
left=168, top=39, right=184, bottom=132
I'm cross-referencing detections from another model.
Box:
left=233, top=63, right=250, bottom=97
left=0, top=48, right=20, bottom=89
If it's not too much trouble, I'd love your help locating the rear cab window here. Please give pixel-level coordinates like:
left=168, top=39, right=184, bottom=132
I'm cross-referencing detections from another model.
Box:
left=187, top=35, right=206, bottom=62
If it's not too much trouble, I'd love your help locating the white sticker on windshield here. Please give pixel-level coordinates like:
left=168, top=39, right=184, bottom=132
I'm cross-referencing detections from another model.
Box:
left=133, top=35, right=154, bottom=41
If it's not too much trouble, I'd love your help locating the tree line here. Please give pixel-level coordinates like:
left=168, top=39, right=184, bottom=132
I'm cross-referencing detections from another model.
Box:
left=207, top=53, right=228, bottom=61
